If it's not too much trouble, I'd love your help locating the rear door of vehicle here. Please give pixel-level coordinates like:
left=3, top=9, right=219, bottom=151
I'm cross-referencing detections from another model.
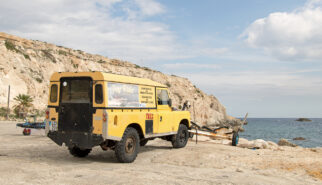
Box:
left=58, top=77, right=93, bottom=133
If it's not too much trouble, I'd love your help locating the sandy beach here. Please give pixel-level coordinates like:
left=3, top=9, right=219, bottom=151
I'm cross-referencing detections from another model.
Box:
left=0, top=121, right=321, bottom=185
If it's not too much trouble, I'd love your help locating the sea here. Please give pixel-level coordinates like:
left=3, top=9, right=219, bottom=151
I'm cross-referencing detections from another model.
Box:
left=239, top=118, right=322, bottom=148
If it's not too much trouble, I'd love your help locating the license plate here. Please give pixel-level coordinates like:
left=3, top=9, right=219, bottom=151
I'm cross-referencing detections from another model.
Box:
left=49, top=121, right=58, bottom=131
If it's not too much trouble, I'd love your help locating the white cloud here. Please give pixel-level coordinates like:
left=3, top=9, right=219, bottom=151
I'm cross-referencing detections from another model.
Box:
left=134, top=0, right=165, bottom=16
left=162, top=63, right=220, bottom=70
left=0, top=0, right=180, bottom=63
left=242, top=0, right=322, bottom=61
left=184, top=70, right=322, bottom=96
left=199, top=47, right=229, bottom=57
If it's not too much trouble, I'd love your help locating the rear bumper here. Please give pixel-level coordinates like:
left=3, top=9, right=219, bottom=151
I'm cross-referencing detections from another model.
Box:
left=47, top=131, right=104, bottom=149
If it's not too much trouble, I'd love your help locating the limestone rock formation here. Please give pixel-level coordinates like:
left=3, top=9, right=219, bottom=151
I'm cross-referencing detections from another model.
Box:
left=0, top=32, right=228, bottom=125
left=278, top=138, right=297, bottom=147
left=293, top=137, right=306, bottom=141
left=295, top=118, right=312, bottom=122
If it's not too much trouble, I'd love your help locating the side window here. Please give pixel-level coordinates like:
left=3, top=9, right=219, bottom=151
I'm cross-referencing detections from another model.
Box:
left=95, top=84, right=103, bottom=104
left=157, top=89, right=169, bottom=105
left=50, top=84, right=58, bottom=103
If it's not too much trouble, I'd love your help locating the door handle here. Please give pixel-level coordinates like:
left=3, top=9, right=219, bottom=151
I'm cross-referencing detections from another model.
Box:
left=160, top=116, right=162, bottom=122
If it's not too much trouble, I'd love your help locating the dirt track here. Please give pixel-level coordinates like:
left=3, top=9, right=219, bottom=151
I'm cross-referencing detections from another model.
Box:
left=0, top=121, right=321, bottom=185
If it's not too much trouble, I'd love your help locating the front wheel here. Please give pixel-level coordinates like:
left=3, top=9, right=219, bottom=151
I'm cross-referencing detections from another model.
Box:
left=172, top=124, right=189, bottom=148
left=69, top=147, right=91, bottom=157
left=115, top=127, right=140, bottom=163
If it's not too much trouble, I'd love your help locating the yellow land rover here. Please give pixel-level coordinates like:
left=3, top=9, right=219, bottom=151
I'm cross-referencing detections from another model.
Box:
left=45, top=72, right=191, bottom=163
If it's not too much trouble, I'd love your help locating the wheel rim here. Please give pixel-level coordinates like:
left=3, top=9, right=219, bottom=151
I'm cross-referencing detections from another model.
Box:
left=125, top=136, right=136, bottom=154
left=179, top=129, right=187, bottom=143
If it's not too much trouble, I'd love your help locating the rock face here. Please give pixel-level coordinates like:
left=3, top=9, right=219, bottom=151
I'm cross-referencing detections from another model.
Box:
left=238, top=138, right=279, bottom=149
left=293, top=137, right=306, bottom=141
left=296, top=118, right=312, bottom=122
left=278, top=138, right=297, bottom=147
left=0, top=32, right=228, bottom=125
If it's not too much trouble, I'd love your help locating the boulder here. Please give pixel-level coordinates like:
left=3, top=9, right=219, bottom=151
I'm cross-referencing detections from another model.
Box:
left=278, top=138, right=297, bottom=147
left=293, top=137, right=306, bottom=141
left=295, top=118, right=312, bottom=122
left=237, top=138, right=271, bottom=149
left=267, top=141, right=279, bottom=150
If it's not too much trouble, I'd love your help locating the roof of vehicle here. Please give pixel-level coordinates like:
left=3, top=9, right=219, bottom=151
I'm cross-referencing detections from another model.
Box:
left=50, top=71, right=167, bottom=87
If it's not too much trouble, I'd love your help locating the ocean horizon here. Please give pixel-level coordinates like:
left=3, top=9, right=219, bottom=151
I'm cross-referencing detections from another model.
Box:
left=239, top=118, right=322, bottom=148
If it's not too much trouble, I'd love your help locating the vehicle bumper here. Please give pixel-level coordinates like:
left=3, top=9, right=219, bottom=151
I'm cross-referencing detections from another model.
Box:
left=47, top=131, right=104, bottom=149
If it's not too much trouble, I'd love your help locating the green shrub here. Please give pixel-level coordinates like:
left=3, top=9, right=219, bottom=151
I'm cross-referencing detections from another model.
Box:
left=210, top=102, right=214, bottom=108
left=23, top=54, right=30, bottom=60
left=0, top=107, right=7, bottom=117
left=58, top=50, right=67, bottom=56
left=142, top=67, right=151, bottom=71
left=97, top=59, right=106, bottom=63
left=42, top=50, right=56, bottom=63
left=166, top=82, right=171, bottom=87
left=134, top=64, right=140, bottom=68
left=35, top=77, right=43, bottom=83
left=4, top=40, right=19, bottom=52
left=73, top=64, right=79, bottom=68
left=33, top=109, right=45, bottom=117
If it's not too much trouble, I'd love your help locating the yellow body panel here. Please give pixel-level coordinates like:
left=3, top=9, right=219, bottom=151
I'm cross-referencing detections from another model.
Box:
left=49, top=72, right=166, bottom=87
left=47, top=72, right=190, bottom=142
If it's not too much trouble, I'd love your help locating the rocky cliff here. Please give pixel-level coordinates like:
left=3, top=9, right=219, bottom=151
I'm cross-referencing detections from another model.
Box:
left=0, top=32, right=228, bottom=125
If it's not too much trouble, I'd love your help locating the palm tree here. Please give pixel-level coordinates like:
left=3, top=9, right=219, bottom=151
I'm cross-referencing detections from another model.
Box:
left=13, top=94, right=33, bottom=118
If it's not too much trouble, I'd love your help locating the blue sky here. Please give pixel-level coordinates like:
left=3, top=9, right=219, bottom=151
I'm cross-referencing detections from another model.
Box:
left=1, top=0, right=322, bottom=117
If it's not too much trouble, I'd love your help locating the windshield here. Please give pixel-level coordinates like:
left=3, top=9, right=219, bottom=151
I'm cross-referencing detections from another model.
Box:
left=60, top=78, right=92, bottom=103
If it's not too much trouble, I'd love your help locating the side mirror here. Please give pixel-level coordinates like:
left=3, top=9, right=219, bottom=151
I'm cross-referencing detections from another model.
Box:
left=168, top=99, right=172, bottom=107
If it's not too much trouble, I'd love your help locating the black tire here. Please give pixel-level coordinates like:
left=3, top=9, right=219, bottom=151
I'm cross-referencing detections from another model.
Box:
left=232, top=131, right=239, bottom=146
left=140, top=139, right=148, bottom=146
left=115, top=127, right=140, bottom=163
left=69, top=147, right=91, bottom=158
left=172, top=124, right=189, bottom=148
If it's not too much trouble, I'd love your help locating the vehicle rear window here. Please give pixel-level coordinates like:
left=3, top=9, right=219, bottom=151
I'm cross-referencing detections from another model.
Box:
left=61, top=79, right=92, bottom=103
left=95, top=84, right=103, bottom=104
left=50, top=84, right=58, bottom=103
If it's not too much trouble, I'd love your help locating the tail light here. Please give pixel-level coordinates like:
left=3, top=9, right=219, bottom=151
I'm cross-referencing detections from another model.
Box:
left=46, top=109, right=50, bottom=119
left=103, top=112, right=107, bottom=122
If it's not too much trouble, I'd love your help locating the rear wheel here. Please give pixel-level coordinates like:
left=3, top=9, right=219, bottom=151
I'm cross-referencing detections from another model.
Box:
left=115, top=127, right=140, bottom=163
left=172, top=124, right=189, bottom=148
left=69, top=147, right=91, bottom=157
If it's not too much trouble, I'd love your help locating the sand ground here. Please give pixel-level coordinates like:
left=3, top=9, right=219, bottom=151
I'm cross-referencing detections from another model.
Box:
left=0, top=121, right=321, bottom=185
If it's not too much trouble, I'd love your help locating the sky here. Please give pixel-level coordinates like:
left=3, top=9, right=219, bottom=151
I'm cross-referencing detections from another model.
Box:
left=1, top=0, right=322, bottom=118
